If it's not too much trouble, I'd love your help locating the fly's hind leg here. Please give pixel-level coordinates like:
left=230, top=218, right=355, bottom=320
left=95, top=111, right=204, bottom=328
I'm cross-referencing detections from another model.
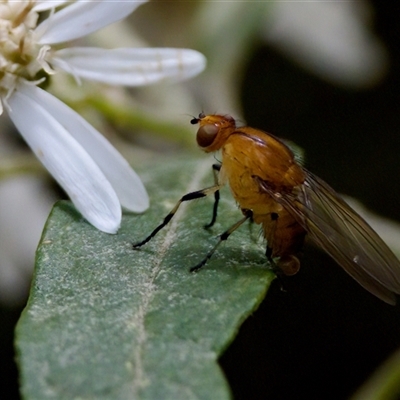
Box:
left=191, top=209, right=253, bottom=272
left=265, top=212, right=301, bottom=277
left=133, top=184, right=221, bottom=248
left=265, top=212, right=279, bottom=268
left=266, top=242, right=291, bottom=292
left=204, top=163, right=222, bottom=229
left=263, top=213, right=293, bottom=295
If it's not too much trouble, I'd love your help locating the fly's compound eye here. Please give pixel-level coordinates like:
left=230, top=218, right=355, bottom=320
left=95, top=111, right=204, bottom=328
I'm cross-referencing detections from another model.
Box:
left=196, top=124, right=219, bottom=148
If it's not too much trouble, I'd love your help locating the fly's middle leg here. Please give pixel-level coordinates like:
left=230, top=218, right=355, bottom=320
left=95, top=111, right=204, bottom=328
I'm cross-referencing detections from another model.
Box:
left=190, top=209, right=253, bottom=272
left=132, top=184, right=221, bottom=249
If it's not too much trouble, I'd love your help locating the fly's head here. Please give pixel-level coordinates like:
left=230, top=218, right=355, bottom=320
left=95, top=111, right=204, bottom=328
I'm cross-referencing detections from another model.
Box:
left=191, top=113, right=236, bottom=152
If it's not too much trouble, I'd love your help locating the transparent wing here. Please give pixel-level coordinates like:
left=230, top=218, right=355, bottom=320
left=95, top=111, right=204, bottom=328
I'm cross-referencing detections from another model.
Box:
left=258, top=171, right=400, bottom=304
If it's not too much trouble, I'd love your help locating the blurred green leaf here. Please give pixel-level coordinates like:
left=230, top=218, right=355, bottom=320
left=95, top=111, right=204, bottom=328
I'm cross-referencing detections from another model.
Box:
left=351, top=348, right=400, bottom=400
left=15, top=157, right=274, bottom=400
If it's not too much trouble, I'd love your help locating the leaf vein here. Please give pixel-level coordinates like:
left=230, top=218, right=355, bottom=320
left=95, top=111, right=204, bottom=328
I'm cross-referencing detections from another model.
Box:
left=131, top=159, right=212, bottom=394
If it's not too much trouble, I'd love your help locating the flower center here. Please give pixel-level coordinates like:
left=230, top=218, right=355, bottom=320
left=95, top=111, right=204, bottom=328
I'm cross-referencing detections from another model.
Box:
left=0, top=0, right=50, bottom=106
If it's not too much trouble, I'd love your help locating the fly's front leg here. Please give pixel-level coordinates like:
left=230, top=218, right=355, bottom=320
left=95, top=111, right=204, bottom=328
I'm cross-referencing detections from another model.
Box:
left=204, top=163, right=222, bottom=229
left=191, top=209, right=253, bottom=272
left=132, top=184, right=221, bottom=248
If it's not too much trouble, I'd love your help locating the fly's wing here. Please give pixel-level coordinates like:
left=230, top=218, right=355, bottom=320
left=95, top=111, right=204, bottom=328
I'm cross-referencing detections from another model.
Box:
left=258, top=171, right=400, bottom=304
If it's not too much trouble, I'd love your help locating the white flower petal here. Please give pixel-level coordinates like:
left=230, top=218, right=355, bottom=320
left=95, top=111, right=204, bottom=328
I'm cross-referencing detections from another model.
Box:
left=51, top=47, right=207, bottom=86
left=33, top=1, right=70, bottom=12
left=7, top=83, right=121, bottom=234
left=35, top=0, right=148, bottom=45
left=14, top=82, right=149, bottom=213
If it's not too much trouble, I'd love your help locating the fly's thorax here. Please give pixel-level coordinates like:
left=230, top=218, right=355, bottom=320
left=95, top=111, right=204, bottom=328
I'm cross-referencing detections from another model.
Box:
left=221, top=147, right=279, bottom=214
left=221, top=129, right=305, bottom=191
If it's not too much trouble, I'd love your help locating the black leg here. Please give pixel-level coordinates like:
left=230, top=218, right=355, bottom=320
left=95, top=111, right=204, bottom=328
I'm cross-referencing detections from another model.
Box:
left=265, top=245, right=288, bottom=292
left=265, top=245, right=279, bottom=273
left=205, top=163, right=222, bottom=229
left=266, top=245, right=273, bottom=260
left=132, top=185, right=220, bottom=248
left=264, top=212, right=279, bottom=260
left=190, top=209, right=253, bottom=272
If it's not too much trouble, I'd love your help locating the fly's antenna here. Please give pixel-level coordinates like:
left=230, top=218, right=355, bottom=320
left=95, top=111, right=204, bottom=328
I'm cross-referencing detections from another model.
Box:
left=181, top=113, right=199, bottom=124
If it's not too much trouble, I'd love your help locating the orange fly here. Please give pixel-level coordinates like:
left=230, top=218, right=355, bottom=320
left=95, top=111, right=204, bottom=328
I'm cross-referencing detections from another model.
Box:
left=133, top=113, right=400, bottom=305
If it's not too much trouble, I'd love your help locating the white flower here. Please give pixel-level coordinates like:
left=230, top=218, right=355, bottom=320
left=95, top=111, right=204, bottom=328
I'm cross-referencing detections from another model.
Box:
left=0, top=0, right=206, bottom=233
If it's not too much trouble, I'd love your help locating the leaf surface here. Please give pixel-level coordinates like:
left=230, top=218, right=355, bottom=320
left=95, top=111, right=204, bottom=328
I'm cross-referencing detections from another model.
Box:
left=15, top=157, right=274, bottom=399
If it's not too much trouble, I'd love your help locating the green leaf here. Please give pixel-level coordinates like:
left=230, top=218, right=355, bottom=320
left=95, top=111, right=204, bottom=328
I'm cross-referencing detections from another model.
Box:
left=351, top=348, right=400, bottom=400
left=15, top=157, right=274, bottom=400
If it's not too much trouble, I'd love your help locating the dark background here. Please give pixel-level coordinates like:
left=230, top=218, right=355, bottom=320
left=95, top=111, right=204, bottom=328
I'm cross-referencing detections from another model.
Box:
left=2, top=2, right=400, bottom=399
